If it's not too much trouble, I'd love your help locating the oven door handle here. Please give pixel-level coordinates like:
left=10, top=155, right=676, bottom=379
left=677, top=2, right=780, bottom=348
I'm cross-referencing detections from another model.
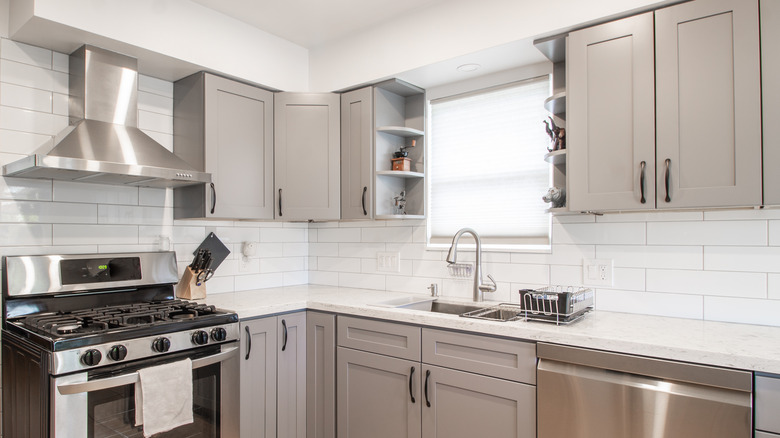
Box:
left=56, top=346, right=238, bottom=395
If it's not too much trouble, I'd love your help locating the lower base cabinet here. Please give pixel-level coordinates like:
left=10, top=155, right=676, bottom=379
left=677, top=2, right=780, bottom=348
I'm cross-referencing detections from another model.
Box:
left=240, top=312, right=306, bottom=438
left=422, top=364, right=535, bottom=437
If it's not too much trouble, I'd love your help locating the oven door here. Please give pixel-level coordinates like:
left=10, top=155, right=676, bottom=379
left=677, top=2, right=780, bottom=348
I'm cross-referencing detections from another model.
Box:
left=50, top=343, right=239, bottom=438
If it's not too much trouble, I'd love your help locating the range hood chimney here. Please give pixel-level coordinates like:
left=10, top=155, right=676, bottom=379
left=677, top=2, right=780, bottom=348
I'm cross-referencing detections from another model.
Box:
left=2, top=45, right=210, bottom=189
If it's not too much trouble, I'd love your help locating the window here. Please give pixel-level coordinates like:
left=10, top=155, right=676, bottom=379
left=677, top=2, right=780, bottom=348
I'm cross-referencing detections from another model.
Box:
left=427, top=76, right=551, bottom=250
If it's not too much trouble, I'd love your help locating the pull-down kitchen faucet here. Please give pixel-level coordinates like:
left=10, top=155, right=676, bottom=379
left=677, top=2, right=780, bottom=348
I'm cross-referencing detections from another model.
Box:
left=446, top=228, right=497, bottom=302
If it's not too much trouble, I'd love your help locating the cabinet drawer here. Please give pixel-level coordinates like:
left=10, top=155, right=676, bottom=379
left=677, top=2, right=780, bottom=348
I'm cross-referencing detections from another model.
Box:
left=756, top=374, right=780, bottom=433
left=337, top=316, right=420, bottom=361
left=422, top=328, right=536, bottom=384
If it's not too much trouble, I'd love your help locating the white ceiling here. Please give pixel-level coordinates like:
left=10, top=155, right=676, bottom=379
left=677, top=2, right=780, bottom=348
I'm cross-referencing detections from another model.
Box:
left=190, top=0, right=451, bottom=49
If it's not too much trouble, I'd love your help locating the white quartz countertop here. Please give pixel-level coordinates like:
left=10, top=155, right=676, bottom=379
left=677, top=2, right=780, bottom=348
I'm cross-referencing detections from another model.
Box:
left=202, top=285, right=780, bottom=374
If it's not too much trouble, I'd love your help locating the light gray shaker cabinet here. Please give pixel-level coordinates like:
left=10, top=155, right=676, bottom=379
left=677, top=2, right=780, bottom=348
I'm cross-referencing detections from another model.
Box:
left=240, top=312, right=307, bottom=438
left=340, top=87, right=374, bottom=220
left=655, top=0, right=761, bottom=208
left=762, top=0, right=780, bottom=205
left=306, top=312, right=336, bottom=438
left=567, top=12, right=656, bottom=212
left=274, top=92, right=341, bottom=221
left=240, top=317, right=277, bottom=438
left=173, top=72, right=274, bottom=219
left=568, top=0, right=762, bottom=211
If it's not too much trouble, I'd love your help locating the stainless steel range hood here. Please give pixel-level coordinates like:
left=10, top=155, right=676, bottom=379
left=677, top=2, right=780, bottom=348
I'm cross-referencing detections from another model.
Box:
left=2, top=45, right=210, bottom=189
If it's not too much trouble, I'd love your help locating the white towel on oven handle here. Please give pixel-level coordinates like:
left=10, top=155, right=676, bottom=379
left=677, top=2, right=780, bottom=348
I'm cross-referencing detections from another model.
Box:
left=134, top=358, right=194, bottom=437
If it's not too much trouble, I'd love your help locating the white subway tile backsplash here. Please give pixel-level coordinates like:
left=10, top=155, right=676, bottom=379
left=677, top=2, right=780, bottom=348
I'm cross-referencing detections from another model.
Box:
left=0, top=129, right=52, bottom=155
left=0, top=223, right=51, bottom=245
left=138, top=91, right=174, bottom=116
left=310, top=242, right=339, bottom=257
left=595, top=289, right=704, bottom=319
left=0, top=39, right=51, bottom=68
left=704, top=296, right=780, bottom=326
left=142, top=130, right=174, bottom=151
left=317, top=257, right=361, bottom=273
left=261, top=257, right=305, bottom=273
left=261, top=227, right=306, bottom=243
left=138, top=110, right=172, bottom=134
left=770, top=274, right=780, bottom=300
left=53, top=224, right=137, bottom=245
left=647, top=221, right=767, bottom=246
left=0, top=176, right=51, bottom=201
left=284, top=271, right=308, bottom=286
left=770, top=221, right=780, bottom=246
left=316, top=227, right=360, bottom=243
left=646, top=268, right=766, bottom=297
left=214, top=226, right=261, bottom=244
left=484, top=262, right=549, bottom=285
left=338, top=242, right=386, bottom=258
left=0, top=59, right=55, bottom=90
left=171, top=226, right=206, bottom=244
left=309, top=271, right=339, bottom=286
left=361, top=226, right=413, bottom=243
left=98, top=205, right=167, bottom=225
left=511, top=244, right=596, bottom=266
left=52, top=52, right=68, bottom=73
left=1, top=82, right=52, bottom=112
left=256, top=243, right=284, bottom=258
left=98, top=244, right=159, bottom=254
left=339, top=272, right=385, bottom=290
left=139, top=188, right=170, bottom=207
left=550, top=265, right=582, bottom=286
left=235, top=273, right=284, bottom=291
left=596, top=211, right=703, bottom=223
left=138, top=75, right=173, bottom=98
left=203, top=276, right=235, bottom=294
left=612, top=268, right=646, bottom=292
left=0, top=200, right=96, bottom=223
left=52, top=93, right=68, bottom=115
left=704, top=246, right=780, bottom=273
left=53, top=181, right=139, bottom=205
left=0, top=106, right=66, bottom=136
left=385, top=276, right=441, bottom=294
left=386, top=243, right=443, bottom=261
left=283, top=242, right=308, bottom=257
left=704, top=208, right=780, bottom=221
left=0, top=245, right=96, bottom=257
left=553, top=222, right=646, bottom=245
left=361, top=258, right=413, bottom=276
left=412, top=259, right=450, bottom=278
left=596, top=245, right=703, bottom=270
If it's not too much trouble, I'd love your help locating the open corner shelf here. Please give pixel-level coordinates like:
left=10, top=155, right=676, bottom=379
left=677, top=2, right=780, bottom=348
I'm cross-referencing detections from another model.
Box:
left=544, top=150, right=567, bottom=165
left=544, top=92, right=566, bottom=116
left=375, top=214, right=425, bottom=220
left=376, top=126, right=425, bottom=137
left=376, top=170, right=425, bottom=178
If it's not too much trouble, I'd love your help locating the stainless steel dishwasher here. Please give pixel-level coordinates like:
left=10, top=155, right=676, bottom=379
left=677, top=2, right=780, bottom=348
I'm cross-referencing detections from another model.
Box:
left=537, top=343, right=753, bottom=438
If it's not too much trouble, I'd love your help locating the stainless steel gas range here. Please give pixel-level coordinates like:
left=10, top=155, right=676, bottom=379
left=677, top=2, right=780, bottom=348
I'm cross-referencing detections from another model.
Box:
left=1, top=252, right=240, bottom=437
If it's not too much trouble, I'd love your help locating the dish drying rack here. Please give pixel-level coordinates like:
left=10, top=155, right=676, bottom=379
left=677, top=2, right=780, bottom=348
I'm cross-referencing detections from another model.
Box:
left=519, top=285, right=594, bottom=325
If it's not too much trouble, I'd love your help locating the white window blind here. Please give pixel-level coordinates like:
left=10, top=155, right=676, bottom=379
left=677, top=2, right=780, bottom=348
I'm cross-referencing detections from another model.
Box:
left=428, top=76, right=551, bottom=248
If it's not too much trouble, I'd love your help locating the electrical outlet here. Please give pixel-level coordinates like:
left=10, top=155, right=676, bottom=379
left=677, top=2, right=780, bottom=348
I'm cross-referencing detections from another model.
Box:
left=583, top=258, right=613, bottom=286
left=239, top=257, right=250, bottom=272
left=377, top=252, right=401, bottom=273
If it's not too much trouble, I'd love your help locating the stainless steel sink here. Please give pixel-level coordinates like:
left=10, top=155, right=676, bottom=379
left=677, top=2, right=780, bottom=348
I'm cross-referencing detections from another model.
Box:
left=371, top=297, right=524, bottom=322
left=425, top=301, right=485, bottom=315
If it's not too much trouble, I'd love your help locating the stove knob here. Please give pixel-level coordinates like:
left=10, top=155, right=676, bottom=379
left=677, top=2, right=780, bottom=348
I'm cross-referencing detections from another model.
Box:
left=211, top=327, right=227, bottom=342
left=81, top=349, right=102, bottom=366
left=152, top=337, right=171, bottom=353
left=108, top=345, right=128, bottom=361
left=192, top=330, right=209, bottom=345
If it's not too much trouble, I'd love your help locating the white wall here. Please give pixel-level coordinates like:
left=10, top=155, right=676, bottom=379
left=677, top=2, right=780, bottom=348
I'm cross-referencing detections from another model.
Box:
left=7, top=0, right=309, bottom=90
left=0, top=0, right=9, bottom=38
left=0, top=39, right=309, bottom=292
left=309, top=0, right=680, bottom=91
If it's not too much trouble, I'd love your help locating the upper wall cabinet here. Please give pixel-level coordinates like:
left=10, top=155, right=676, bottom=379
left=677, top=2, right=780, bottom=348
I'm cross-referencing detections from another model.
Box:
left=568, top=0, right=762, bottom=212
left=275, top=92, right=341, bottom=221
left=762, top=0, right=780, bottom=205
left=173, top=73, right=274, bottom=220
left=341, top=87, right=374, bottom=220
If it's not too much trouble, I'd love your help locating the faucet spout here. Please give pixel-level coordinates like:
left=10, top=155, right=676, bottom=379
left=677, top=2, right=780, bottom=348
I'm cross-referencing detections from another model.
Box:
left=446, top=228, right=496, bottom=302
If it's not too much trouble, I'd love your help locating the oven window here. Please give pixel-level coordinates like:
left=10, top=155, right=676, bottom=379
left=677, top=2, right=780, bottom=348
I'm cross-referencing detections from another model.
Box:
left=88, top=362, right=221, bottom=437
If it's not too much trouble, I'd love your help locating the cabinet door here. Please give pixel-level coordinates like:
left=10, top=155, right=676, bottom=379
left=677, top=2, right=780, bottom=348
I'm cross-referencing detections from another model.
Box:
left=340, top=87, right=374, bottom=219
left=421, top=364, right=535, bottom=438
left=337, top=347, right=421, bottom=438
left=567, top=12, right=656, bottom=212
left=762, top=0, right=780, bottom=205
left=278, top=312, right=307, bottom=438
left=306, top=312, right=336, bottom=438
left=655, top=0, right=762, bottom=208
left=240, top=318, right=277, bottom=438
left=275, top=92, right=341, bottom=220
left=205, top=74, right=274, bottom=219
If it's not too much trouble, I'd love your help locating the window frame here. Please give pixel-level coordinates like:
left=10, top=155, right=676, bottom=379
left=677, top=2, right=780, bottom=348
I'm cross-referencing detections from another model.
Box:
left=424, top=72, right=554, bottom=254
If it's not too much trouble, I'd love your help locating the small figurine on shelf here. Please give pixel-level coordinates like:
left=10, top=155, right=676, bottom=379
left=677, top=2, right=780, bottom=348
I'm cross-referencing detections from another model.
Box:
left=542, top=186, right=566, bottom=208
left=543, top=117, right=566, bottom=152
left=392, top=190, right=407, bottom=215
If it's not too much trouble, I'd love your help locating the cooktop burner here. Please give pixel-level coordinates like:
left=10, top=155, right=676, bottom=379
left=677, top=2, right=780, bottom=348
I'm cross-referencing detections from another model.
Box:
left=16, top=300, right=220, bottom=339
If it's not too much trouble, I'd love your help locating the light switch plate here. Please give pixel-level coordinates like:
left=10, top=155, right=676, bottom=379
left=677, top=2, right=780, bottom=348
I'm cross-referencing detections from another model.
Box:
left=377, top=252, right=401, bottom=273
left=583, top=258, right=613, bottom=286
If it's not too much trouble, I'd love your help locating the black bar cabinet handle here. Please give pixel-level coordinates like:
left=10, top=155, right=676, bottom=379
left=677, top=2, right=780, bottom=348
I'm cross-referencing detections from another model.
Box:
left=278, top=188, right=283, bottom=217
left=664, top=158, right=671, bottom=203
left=424, top=369, right=431, bottom=407
left=640, top=161, right=646, bottom=204
left=210, top=183, right=216, bottom=214
left=362, top=186, right=368, bottom=216
left=245, top=326, right=251, bottom=360
left=409, top=366, right=416, bottom=403
left=281, top=319, right=288, bottom=352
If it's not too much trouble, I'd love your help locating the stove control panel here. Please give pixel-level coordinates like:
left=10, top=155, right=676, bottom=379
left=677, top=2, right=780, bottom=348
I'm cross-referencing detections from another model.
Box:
left=51, top=322, right=240, bottom=375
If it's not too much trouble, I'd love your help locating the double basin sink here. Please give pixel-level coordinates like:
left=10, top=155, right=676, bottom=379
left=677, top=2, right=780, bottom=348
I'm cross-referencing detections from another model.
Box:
left=372, top=296, right=524, bottom=322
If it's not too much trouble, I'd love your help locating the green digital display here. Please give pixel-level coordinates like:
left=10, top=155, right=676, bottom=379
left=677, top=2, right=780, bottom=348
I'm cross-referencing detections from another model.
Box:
left=98, top=264, right=108, bottom=270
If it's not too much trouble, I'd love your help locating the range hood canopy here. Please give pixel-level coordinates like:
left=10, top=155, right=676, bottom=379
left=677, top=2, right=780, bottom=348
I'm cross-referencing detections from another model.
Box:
left=2, top=45, right=210, bottom=189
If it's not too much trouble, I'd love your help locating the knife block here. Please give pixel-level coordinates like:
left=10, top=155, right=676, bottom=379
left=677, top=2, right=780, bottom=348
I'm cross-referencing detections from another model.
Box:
left=176, top=267, right=207, bottom=300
